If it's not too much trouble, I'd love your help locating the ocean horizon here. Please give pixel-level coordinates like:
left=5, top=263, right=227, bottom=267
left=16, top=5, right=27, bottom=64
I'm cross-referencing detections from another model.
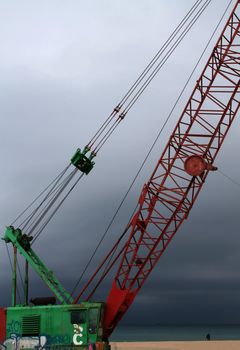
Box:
left=110, top=325, right=240, bottom=342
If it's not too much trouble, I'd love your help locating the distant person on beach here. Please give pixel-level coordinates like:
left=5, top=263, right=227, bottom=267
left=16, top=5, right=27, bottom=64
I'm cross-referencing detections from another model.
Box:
left=206, top=333, right=211, bottom=341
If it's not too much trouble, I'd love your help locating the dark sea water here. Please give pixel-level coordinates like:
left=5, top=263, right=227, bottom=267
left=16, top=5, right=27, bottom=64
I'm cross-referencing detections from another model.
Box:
left=110, top=325, right=240, bottom=342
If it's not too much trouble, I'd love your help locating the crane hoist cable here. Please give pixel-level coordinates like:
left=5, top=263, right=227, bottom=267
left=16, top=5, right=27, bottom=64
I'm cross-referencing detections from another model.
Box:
left=14, top=166, right=77, bottom=237
left=92, top=0, right=212, bottom=154
left=218, top=170, right=240, bottom=188
left=32, top=173, right=84, bottom=243
left=9, top=165, right=82, bottom=245
left=70, top=0, right=234, bottom=300
left=86, top=0, right=205, bottom=151
left=89, top=0, right=213, bottom=154
left=19, top=166, right=72, bottom=232
left=27, top=169, right=78, bottom=237
left=115, top=0, right=204, bottom=108
left=8, top=0, right=213, bottom=244
left=121, top=0, right=212, bottom=114
left=87, top=0, right=207, bottom=149
left=11, top=164, right=71, bottom=227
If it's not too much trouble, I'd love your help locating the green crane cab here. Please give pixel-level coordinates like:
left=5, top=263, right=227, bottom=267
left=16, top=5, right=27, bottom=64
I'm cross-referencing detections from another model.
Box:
left=5, top=302, right=109, bottom=350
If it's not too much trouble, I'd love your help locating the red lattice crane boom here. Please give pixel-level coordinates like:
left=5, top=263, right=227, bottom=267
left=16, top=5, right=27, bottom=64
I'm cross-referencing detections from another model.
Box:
left=102, top=1, right=240, bottom=337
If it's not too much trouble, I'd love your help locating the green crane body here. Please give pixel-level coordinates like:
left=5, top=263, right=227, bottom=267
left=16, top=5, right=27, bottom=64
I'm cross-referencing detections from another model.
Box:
left=2, top=227, right=110, bottom=349
left=5, top=303, right=106, bottom=349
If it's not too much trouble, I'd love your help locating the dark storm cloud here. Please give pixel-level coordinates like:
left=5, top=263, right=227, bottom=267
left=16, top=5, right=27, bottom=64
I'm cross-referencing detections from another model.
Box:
left=1, top=0, right=240, bottom=327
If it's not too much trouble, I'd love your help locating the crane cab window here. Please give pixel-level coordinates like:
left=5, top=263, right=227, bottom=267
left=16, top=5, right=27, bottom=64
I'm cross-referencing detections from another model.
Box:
left=71, top=310, right=86, bottom=324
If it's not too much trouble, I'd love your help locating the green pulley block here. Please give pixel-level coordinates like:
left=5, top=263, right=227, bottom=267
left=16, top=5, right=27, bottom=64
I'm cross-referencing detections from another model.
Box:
left=71, top=147, right=95, bottom=175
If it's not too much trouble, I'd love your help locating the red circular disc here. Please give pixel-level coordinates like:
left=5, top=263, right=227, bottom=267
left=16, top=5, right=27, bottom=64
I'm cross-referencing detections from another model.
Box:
left=184, top=155, right=206, bottom=176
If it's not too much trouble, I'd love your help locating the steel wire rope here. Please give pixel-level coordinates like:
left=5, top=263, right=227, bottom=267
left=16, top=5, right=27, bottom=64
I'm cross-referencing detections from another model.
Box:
left=121, top=0, right=213, bottom=114
left=70, top=201, right=138, bottom=299
left=20, top=167, right=77, bottom=231
left=217, top=169, right=240, bottom=188
left=72, top=226, right=131, bottom=302
left=85, top=242, right=129, bottom=301
left=32, top=172, right=85, bottom=243
left=92, top=0, right=213, bottom=154
left=71, top=0, right=234, bottom=299
left=75, top=209, right=139, bottom=302
left=11, top=164, right=71, bottom=226
left=92, top=119, right=122, bottom=154
left=87, top=0, right=205, bottom=150
left=116, top=0, right=204, bottom=107
left=88, top=111, right=119, bottom=149
left=27, top=168, right=79, bottom=236
left=27, top=168, right=79, bottom=238
left=21, top=173, right=73, bottom=234
left=20, top=165, right=72, bottom=231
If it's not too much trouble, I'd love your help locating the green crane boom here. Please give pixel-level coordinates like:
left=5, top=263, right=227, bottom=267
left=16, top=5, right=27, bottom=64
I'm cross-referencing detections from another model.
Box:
left=3, top=226, right=73, bottom=305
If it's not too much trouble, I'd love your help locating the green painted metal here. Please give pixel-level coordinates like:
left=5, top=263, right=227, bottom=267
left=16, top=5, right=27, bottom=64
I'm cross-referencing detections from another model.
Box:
left=12, top=247, right=17, bottom=307
left=6, top=303, right=106, bottom=348
left=71, top=147, right=95, bottom=175
left=24, top=261, right=29, bottom=306
left=3, top=226, right=73, bottom=305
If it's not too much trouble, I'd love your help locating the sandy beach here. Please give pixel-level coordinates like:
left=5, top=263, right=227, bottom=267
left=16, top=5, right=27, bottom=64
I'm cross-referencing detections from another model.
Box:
left=110, top=340, right=240, bottom=350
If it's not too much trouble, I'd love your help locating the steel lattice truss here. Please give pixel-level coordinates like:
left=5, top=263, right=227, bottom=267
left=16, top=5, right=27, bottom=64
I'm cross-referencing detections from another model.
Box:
left=104, top=1, right=240, bottom=335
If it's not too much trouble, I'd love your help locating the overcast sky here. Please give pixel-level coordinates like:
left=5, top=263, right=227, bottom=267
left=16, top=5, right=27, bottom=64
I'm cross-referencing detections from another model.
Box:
left=1, top=0, right=240, bottom=331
